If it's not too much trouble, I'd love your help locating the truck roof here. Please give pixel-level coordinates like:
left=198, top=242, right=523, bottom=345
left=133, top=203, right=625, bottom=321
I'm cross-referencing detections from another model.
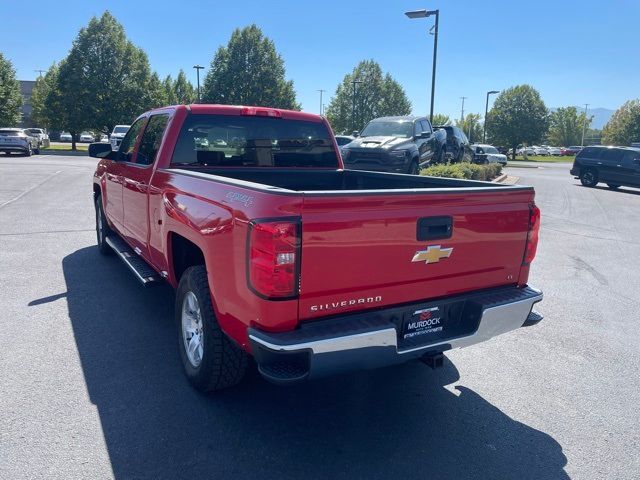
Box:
left=146, top=104, right=325, bottom=124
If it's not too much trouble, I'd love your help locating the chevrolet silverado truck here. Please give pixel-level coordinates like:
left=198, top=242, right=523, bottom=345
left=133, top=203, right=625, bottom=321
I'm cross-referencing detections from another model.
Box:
left=90, top=104, right=543, bottom=392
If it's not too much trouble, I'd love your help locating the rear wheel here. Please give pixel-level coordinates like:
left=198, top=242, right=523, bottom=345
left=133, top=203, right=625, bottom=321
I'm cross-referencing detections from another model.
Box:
left=176, top=266, right=248, bottom=392
left=607, top=184, right=620, bottom=190
left=580, top=169, right=598, bottom=187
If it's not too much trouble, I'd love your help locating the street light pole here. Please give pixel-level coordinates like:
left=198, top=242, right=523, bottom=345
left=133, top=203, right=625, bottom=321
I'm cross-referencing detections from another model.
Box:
left=193, top=65, right=204, bottom=103
left=460, top=96, right=467, bottom=122
left=351, top=79, right=362, bottom=133
left=317, top=89, right=325, bottom=115
left=483, top=90, right=500, bottom=143
left=405, top=9, right=439, bottom=123
left=581, top=103, right=590, bottom=147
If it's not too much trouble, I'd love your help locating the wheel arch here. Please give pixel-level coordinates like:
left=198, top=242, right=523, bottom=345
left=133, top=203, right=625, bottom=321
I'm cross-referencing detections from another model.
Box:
left=168, top=232, right=206, bottom=284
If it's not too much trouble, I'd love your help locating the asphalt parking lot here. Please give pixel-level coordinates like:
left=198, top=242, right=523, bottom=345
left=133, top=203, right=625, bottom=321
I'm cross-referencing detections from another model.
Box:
left=1, top=155, right=639, bottom=479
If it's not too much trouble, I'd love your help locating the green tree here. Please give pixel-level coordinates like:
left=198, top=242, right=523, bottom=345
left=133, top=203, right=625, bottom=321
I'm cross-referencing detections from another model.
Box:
left=431, top=113, right=451, bottom=127
left=202, top=25, right=299, bottom=109
left=0, top=53, right=23, bottom=126
left=146, top=72, right=168, bottom=108
left=173, top=70, right=195, bottom=104
left=548, top=106, right=590, bottom=146
left=325, top=60, right=412, bottom=134
left=163, top=75, right=178, bottom=105
left=486, top=85, right=549, bottom=159
left=30, top=64, right=59, bottom=128
left=602, top=99, right=640, bottom=146
left=455, top=113, right=483, bottom=143
left=55, top=11, right=154, bottom=149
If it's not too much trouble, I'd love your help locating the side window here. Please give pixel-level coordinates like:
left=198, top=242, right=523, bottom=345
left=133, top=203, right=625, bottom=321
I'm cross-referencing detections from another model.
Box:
left=623, top=151, right=640, bottom=164
left=602, top=148, right=624, bottom=163
left=578, top=147, right=600, bottom=160
left=117, top=118, right=146, bottom=162
left=420, top=120, right=432, bottom=134
left=414, top=122, right=422, bottom=137
left=137, top=114, right=170, bottom=166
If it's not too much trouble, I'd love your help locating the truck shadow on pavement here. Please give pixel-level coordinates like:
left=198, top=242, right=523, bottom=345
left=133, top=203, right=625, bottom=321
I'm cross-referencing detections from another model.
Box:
left=58, top=247, right=568, bottom=480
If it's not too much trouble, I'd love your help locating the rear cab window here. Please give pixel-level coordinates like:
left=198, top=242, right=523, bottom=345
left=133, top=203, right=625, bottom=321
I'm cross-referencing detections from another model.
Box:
left=170, top=115, right=339, bottom=168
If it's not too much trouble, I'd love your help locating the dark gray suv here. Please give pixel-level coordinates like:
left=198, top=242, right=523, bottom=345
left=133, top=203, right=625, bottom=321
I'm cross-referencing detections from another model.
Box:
left=341, top=116, right=443, bottom=174
left=570, top=146, right=640, bottom=190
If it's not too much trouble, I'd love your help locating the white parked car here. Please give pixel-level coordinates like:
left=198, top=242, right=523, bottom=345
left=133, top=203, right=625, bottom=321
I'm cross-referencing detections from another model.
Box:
left=23, top=128, right=50, bottom=149
left=547, top=147, right=562, bottom=156
left=471, top=144, right=508, bottom=166
left=60, top=132, right=72, bottom=142
left=99, top=134, right=109, bottom=143
left=79, top=132, right=95, bottom=143
left=0, top=128, right=40, bottom=155
left=531, top=146, right=549, bottom=155
left=110, top=125, right=130, bottom=151
left=518, top=146, right=536, bottom=156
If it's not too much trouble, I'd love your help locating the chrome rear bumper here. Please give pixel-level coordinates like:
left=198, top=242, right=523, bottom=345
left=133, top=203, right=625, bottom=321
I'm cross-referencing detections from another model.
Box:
left=249, top=285, right=543, bottom=384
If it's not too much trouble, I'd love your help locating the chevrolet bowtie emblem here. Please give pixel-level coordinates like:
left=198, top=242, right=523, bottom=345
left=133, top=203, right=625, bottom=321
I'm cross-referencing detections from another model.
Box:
left=412, top=245, right=453, bottom=264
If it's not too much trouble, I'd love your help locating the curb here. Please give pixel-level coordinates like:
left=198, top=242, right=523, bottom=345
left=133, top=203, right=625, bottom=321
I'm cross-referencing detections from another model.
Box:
left=492, top=174, right=508, bottom=183
left=40, top=150, right=88, bottom=157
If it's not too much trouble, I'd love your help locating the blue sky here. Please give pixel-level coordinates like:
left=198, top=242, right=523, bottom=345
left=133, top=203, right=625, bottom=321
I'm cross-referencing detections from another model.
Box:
left=2, top=0, right=639, bottom=120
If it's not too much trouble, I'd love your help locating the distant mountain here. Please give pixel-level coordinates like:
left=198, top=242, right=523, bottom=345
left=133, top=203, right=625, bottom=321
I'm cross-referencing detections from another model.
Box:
left=550, top=107, right=614, bottom=130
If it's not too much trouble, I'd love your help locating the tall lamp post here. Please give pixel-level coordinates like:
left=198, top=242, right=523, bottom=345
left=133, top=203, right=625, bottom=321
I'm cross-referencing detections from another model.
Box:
left=317, top=89, right=325, bottom=115
left=351, top=79, right=362, bottom=133
left=483, top=90, right=499, bottom=142
left=581, top=103, right=590, bottom=147
left=405, top=9, right=439, bottom=123
left=193, top=64, right=204, bottom=102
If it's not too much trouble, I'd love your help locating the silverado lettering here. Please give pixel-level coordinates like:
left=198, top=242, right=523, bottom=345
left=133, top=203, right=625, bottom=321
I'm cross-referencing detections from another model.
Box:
left=90, top=104, right=543, bottom=393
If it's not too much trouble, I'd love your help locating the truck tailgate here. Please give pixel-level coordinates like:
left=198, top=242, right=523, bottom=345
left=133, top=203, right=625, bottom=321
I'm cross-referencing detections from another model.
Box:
left=298, top=188, right=534, bottom=320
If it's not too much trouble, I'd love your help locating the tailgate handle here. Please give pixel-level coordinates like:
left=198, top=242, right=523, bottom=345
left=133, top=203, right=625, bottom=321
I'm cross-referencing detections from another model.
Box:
left=417, top=216, right=453, bottom=241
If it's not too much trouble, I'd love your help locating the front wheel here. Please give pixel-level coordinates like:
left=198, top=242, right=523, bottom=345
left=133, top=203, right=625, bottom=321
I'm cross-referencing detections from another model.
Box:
left=176, top=266, right=248, bottom=392
left=408, top=161, right=419, bottom=175
left=580, top=169, right=598, bottom=187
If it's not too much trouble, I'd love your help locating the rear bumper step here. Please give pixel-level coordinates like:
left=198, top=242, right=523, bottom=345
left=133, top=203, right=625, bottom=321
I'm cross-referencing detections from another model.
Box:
left=105, top=236, right=162, bottom=286
left=249, top=285, right=543, bottom=384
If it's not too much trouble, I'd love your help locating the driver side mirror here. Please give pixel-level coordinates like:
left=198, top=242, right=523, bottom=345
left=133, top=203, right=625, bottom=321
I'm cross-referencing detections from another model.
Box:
left=88, top=142, right=115, bottom=160
left=352, top=130, right=359, bottom=137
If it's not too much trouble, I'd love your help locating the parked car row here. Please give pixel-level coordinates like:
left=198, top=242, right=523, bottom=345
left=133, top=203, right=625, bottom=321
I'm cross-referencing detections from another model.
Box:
left=512, top=145, right=583, bottom=156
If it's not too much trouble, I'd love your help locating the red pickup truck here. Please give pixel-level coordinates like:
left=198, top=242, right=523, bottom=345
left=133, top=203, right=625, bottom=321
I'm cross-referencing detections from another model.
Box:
left=90, top=104, right=543, bottom=392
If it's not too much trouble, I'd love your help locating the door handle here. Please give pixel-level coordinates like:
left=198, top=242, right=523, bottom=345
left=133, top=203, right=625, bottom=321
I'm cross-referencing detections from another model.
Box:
left=417, top=216, right=453, bottom=241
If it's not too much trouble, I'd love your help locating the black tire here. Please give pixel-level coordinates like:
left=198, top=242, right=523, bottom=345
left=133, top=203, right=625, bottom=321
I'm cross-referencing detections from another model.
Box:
left=408, top=160, right=419, bottom=175
left=34, top=148, right=40, bottom=154
left=456, top=145, right=464, bottom=163
left=438, top=146, right=446, bottom=164
left=580, top=169, right=598, bottom=187
left=24, top=145, right=32, bottom=157
left=95, top=195, right=113, bottom=255
left=176, top=266, right=248, bottom=392
left=607, top=184, right=620, bottom=190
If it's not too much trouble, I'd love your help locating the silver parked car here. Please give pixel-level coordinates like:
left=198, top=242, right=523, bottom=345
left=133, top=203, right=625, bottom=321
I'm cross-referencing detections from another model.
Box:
left=60, top=132, right=73, bottom=142
left=23, top=128, right=50, bottom=149
left=0, top=128, right=40, bottom=156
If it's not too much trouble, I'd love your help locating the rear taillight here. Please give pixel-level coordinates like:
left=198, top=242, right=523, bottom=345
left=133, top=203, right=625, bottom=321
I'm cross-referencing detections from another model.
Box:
left=523, top=203, right=541, bottom=265
left=248, top=219, right=300, bottom=299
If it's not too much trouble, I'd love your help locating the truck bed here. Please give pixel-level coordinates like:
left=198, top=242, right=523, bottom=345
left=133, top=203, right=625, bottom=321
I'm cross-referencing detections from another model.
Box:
left=169, top=167, right=528, bottom=194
